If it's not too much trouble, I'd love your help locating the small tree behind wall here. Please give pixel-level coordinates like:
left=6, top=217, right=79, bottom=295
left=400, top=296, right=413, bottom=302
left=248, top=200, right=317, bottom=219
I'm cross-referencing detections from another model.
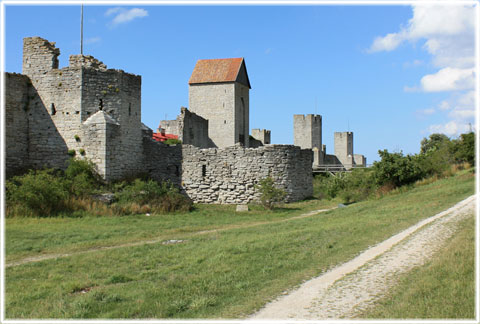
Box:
left=255, top=177, right=286, bottom=210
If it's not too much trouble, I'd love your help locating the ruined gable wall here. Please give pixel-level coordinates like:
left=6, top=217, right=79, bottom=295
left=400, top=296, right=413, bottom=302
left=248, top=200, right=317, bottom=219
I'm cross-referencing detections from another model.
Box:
left=189, top=83, right=236, bottom=148
left=180, top=108, right=210, bottom=148
left=181, top=144, right=313, bottom=204
left=5, top=73, right=30, bottom=175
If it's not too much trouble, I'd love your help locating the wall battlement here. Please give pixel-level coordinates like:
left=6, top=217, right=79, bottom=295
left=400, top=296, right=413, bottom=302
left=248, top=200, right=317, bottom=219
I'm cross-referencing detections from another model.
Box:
left=69, top=55, right=107, bottom=70
left=6, top=36, right=314, bottom=204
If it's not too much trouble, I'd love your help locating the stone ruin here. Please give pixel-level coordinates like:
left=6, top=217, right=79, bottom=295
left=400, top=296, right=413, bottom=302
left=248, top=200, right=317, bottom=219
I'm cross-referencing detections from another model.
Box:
left=5, top=37, right=313, bottom=204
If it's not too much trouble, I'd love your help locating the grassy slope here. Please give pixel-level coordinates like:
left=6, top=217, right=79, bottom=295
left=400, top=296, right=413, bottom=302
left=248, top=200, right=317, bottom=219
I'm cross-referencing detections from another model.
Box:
left=4, top=170, right=475, bottom=319
left=359, top=213, right=475, bottom=319
left=6, top=199, right=337, bottom=263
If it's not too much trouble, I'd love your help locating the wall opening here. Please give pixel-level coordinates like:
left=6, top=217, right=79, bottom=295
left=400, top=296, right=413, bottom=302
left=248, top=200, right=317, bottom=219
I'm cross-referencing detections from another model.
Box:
left=99, top=99, right=104, bottom=111
left=128, top=103, right=131, bottom=116
left=50, top=103, right=56, bottom=115
left=202, top=165, right=206, bottom=177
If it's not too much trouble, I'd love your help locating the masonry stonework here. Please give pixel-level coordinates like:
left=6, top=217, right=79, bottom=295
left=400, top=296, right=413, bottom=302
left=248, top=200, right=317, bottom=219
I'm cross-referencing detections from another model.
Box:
left=160, top=107, right=211, bottom=148
left=5, top=37, right=315, bottom=205
left=181, top=144, right=313, bottom=204
left=293, top=114, right=322, bottom=150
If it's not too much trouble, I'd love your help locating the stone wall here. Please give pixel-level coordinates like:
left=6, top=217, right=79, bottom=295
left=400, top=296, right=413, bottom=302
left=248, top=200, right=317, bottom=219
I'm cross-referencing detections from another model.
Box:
left=189, top=82, right=249, bottom=148
left=189, top=83, right=235, bottom=148
left=5, top=73, right=30, bottom=175
left=142, top=137, right=182, bottom=186
left=161, top=107, right=211, bottom=148
left=81, top=66, right=143, bottom=180
left=354, top=154, right=366, bottom=167
left=334, top=132, right=353, bottom=168
left=251, top=128, right=271, bottom=145
left=181, top=144, right=313, bottom=204
left=293, top=114, right=322, bottom=149
left=159, top=119, right=180, bottom=136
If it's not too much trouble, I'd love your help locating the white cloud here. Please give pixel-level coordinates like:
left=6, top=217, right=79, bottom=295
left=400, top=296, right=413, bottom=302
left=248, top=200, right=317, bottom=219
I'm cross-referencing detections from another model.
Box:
left=369, top=5, right=475, bottom=67
left=420, top=67, right=475, bottom=92
left=105, top=7, right=122, bottom=17
left=369, top=32, right=405, bottom=52
left=420, top=108, right=435, bottom=115
left=403, top=85, right=419, bottom=93
left=403, top=59, right=423, bottom=68
left=85, top=37, right=101, bottom=45
left=438, top=100, right=450, bottom=111
left=373, top=4, right=477, bottom=137
left=428, top=121, right=470, bottom=136
left=105, top=7, right=148, bottom=27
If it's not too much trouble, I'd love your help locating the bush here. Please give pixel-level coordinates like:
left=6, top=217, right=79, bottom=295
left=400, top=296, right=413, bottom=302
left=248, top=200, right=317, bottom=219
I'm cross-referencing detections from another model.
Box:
left=373, top=150, right=425, bottom=188
left=115, top=179, right=192, bottom=214
left=164, top=138, right=182, bottom=145
left=339, top=168, right=377, bottom=204
left=6, top=169, right=69, bottom=217
left=255, top=177, right=286, bottom=210
left=313, top=173, right=346, bottom=199
left=453, top=132, right=475, bottom=166
left=64, top=158, right=103, bottom=197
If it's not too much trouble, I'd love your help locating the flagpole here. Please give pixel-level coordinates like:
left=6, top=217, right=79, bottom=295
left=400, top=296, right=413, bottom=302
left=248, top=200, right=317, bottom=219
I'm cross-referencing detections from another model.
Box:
left=80, top=4, right=84, bottom=55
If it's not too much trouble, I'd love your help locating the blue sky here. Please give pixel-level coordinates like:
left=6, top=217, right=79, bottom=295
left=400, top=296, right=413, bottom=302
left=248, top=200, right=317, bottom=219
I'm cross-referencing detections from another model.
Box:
left=3, top=2, right=477, bottom=162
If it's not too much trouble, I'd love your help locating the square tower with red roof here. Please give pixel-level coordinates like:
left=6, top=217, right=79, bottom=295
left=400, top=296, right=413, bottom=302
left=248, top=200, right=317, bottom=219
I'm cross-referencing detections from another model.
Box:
left=188, top=58, right=251, bottom=148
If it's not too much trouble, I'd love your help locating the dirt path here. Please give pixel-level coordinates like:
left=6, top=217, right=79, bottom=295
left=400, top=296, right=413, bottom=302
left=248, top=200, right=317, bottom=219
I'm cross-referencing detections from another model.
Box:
left=5, top=207, right=335, bottom=268
left=250, top=195, right=476, bottom=320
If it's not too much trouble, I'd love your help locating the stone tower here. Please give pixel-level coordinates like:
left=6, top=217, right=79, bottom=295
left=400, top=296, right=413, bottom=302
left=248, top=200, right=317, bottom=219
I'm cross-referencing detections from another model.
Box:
left=15, top=36, right=143, bottom=181
left=188, top=58, right=251, bottom=148
left=251, top=129, right=271, bottom=145
left=293, top=114, right=322, bottom=149
left=334, top=132, right=354, bottom=168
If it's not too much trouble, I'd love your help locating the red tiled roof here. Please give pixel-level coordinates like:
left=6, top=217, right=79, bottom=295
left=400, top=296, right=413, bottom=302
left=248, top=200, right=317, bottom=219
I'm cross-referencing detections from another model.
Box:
left=188, top=58, right=250, bottom=88
left=152, top=132, right=179, bottom=142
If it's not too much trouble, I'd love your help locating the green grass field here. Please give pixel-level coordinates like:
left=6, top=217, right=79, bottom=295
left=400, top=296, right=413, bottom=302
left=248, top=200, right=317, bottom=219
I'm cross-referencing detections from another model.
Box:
left=4, top=169, right=475, bottom=319
left=360, top=213, right=475, bottom=319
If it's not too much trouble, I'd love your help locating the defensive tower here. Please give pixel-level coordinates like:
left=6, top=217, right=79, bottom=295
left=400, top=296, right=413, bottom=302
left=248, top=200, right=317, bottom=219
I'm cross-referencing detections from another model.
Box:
left=188, top=58, right=251, bottom=148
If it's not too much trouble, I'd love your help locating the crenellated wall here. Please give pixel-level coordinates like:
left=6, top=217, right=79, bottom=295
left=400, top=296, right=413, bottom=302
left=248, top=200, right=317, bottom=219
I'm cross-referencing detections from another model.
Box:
left=5, top=36, right=315, bottom=205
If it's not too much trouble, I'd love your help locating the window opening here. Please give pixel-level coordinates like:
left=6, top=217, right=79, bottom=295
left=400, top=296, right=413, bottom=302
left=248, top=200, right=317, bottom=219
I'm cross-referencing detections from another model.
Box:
left=128, top=103, right=131, bottom=116
left=50, top=103, right=56, bottom=115
left=99, top=99, right=104, bottom=111
left=202, top=165, right=206, bottom=177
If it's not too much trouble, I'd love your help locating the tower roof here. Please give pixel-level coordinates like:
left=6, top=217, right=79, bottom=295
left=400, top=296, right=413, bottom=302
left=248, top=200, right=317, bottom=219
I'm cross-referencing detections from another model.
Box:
left=188, top=58, right=251, bottom=89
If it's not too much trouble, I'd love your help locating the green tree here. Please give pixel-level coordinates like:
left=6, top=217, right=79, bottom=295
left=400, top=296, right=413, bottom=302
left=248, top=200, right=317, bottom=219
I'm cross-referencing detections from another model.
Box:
left=373, top=150, right=424, bottom=188
left=420, top=133, right=451, bottom=154
left=453, top=132, right=475, bottom=165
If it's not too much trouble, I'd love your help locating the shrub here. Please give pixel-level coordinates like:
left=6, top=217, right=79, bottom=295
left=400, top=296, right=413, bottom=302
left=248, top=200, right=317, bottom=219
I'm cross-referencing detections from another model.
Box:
left=255, top=177, right=286, bottom=210
left=114, top=179, right=192, bottom=214
left=373, top=150, right=424, bottom=188
left=64, top=158, right=103, bottom=197
left=339, top=168, right=377, bottom=204
left=313, top=173, right=346, bottom=199
left=164, top=138, right=182, bottom=146
left=6, top=169, right=69, bottom=217
left=453, top=132, right=475, bottom=166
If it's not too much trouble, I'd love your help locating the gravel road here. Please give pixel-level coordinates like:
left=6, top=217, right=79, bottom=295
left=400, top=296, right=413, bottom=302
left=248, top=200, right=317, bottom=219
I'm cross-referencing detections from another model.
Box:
left=250, top=195, right=476, bottom=320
